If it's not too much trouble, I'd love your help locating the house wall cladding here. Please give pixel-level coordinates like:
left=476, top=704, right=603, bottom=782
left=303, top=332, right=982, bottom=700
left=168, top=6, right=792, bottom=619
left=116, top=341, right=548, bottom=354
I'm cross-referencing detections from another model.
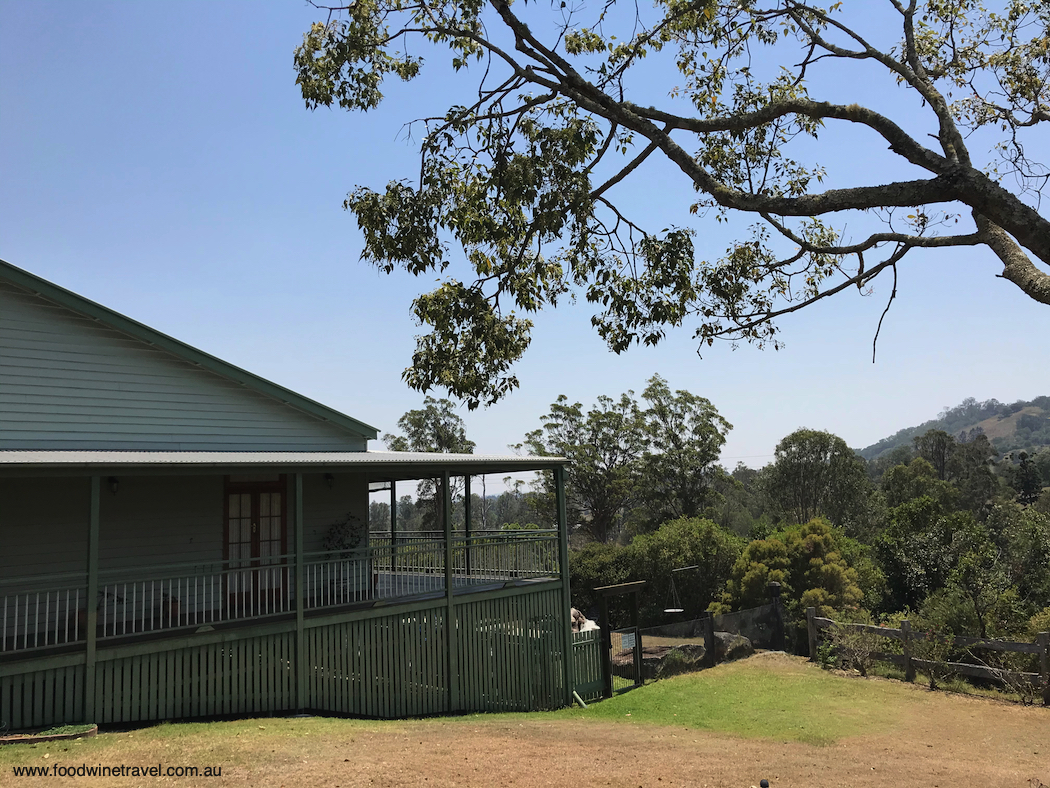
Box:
left=0, top=477, right=91, bottom=577
left=0, top=473, right=369, bottom=582
left=0, top=587, right=566, bottom=729
left=0, top=281, right=366, bottom=451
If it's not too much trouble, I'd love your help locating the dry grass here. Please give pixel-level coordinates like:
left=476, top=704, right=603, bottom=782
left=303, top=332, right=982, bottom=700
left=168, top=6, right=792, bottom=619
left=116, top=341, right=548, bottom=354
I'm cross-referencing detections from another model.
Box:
left=973, top=406, right=1046, bottom=440
left=1, top=654, right=1046, bottom=788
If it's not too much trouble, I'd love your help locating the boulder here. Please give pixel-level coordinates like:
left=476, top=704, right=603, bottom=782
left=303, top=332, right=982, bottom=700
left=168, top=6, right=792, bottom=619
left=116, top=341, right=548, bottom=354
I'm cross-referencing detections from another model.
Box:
left=652, top=644, right=707, bottom=678
left=611, top=644, right=707, bottom=680
left=713, top=631, right=754, bottom=662
left=608, top=631, right=754, bottom=681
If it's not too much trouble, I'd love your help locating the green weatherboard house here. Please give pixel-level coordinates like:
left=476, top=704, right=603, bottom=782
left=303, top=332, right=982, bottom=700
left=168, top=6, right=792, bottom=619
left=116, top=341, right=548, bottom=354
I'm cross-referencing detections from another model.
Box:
left=0, top=259, right=573, bottom=730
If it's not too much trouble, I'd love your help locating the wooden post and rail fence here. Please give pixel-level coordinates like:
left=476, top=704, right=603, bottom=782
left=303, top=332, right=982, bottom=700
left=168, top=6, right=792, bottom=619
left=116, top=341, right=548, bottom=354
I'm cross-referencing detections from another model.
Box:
left=806, top=607, right=1050, bottom=706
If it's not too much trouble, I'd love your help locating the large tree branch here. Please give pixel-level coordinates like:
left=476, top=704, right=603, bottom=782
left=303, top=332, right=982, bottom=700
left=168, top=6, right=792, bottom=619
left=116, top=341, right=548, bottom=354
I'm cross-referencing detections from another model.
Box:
left=760, top=213, right=983, bottom=255
left=624, top=99, right=948, bottom=174
left=974, top=213, right=1050, bottom=306
left=490, top=0, right=1050, bottom=278
left=705, top=243, right=912, bottom=337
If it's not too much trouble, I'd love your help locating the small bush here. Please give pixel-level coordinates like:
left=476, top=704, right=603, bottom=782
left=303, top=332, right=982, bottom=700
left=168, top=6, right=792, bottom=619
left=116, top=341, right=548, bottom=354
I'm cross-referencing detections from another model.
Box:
left=815, top=640, right=837, bottom=670
left=658, top=648, right=693, bottom=677
left=827, top=613, right=883, bottom=677
left=1029, top=605, right=1050, bottom=638
left=910, top=627, right=955, bottom=690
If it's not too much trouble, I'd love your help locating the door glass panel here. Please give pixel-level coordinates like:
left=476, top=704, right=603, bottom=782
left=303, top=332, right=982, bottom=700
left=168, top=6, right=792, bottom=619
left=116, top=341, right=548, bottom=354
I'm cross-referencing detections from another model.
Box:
left=226, top=485, right=284, bottom=599
left=228, top=492, right=254, bottom=594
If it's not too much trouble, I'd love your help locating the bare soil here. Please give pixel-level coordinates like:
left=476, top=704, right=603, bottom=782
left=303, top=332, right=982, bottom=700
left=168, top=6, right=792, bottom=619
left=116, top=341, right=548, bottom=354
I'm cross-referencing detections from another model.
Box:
left=4, top=656, right=1047, bottom=788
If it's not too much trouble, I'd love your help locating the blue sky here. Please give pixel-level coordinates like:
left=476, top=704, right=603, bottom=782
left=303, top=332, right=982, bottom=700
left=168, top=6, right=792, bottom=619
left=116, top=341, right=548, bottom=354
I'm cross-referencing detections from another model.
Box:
left=2, top=1, right=1047, bottom=477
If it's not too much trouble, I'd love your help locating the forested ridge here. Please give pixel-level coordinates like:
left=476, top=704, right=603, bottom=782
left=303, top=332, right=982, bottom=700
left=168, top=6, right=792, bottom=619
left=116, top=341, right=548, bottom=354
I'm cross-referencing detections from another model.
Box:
left=859, top=395, right=1050, bottom=460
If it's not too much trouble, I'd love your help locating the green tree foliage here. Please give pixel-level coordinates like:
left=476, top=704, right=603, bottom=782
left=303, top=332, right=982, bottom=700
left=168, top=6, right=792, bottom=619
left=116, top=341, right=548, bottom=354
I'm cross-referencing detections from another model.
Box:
left=990, top=504, right=1050, bottom=616
left=947, top=433, right=1000, bottom=513
left=569, top=517, right=741, bottom=625
left=296, top=2, right=1050, bottom=406
left=946, top=520, right=1021, bottom=639
left=568, top=541, right=632, bottom=618
left=913, top=429, right=955, bottom=481
left=878, top=429, right=998, bottom=516
left=708, top=463, right=773, bottom=537
left=866, top=444, right=915, bottom=483
left=628, top=517, right=742, bottom=623
left=875, top=497, right=970, bottom=614
left=384, top=396, right=475, bottom=528
left=368, top=499, right=391, bottom=530
left=1030, top=606, right=1050, bottom=639
left=636, top=375, right=732, bottom=528
left=713, top=518, right=864, bottom=618
left=521, top=375, right=730, bottom=542
left=765, top=429, right=870, bottom=529
left=384, top=396, right=476, bottom=454
left=880, top=457, right=957, bottom=509
left=521, top=390, right=647, bottom=543
left=1012, top=451, right=1043, bottom=506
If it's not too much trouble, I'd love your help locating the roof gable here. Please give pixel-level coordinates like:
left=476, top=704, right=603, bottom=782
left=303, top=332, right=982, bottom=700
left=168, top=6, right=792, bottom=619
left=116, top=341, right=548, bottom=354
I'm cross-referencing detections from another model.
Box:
left=0, top=260, right=378, bottom=451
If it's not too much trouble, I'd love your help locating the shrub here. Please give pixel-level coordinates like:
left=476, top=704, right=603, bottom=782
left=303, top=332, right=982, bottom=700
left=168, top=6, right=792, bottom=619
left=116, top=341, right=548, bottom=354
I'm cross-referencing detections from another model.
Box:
left=827, top=611, right=883, bottom=677
left=814, top=639, right=837, bottom=670
left=1029, top=605, right=1050, bottom=637
left=909, top=625, right=955, bottom=690
left=713, top=518, right=864, bottom=619
left=657, top=648, right=693, bottom=678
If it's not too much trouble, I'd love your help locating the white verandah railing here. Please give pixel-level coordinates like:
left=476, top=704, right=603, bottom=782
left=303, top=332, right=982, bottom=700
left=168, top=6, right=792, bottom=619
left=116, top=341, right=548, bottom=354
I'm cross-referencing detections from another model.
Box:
left=0, top=532, right=560, bottom=656
left=0, top=573, right=88, bottom=651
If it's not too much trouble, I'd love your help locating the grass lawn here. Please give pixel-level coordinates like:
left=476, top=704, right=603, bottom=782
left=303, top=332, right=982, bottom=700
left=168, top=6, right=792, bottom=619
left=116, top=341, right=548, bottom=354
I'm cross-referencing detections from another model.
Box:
left=1, top=653, right=1046, bottom=787
left=549, top=654, right=901, bottom=745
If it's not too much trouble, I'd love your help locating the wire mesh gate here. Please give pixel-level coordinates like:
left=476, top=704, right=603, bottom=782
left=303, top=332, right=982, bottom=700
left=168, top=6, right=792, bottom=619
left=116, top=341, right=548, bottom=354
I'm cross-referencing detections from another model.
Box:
left=593, top=580, right=646, bottom=698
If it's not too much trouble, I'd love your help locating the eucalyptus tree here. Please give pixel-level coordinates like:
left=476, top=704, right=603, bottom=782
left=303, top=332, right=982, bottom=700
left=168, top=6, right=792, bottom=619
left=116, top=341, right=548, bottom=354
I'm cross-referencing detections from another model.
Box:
left=520, top=375, right=731, bottom=541
left=766, top=428, right=870, bottom=527
left=296, top=1, right=1050, bottom=406
left=520, top=391, right=648, bottom=543
left=637, top=375, right=732, bottom=527
left=384, top=396, right=475, bottom=528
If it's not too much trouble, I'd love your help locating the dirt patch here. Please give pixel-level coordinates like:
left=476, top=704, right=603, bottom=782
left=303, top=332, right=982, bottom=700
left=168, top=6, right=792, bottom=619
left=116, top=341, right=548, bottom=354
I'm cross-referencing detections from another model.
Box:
left=3, top=657, right=1046, bottom=788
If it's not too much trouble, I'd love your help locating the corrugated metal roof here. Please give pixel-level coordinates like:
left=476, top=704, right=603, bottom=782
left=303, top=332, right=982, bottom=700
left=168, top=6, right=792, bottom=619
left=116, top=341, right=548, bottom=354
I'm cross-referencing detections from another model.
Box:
left=0, top=450, right=565, bottom=479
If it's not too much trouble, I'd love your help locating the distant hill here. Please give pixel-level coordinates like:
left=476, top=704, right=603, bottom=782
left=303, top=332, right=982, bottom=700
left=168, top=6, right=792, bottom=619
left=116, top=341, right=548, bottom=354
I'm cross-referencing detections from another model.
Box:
left=857, top=396, right=1050, bottom=461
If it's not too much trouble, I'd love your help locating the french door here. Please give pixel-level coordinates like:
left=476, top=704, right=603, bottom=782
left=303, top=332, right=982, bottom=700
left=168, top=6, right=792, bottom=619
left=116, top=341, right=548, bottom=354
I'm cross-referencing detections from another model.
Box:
left=224, top=477, right=288, bottom=616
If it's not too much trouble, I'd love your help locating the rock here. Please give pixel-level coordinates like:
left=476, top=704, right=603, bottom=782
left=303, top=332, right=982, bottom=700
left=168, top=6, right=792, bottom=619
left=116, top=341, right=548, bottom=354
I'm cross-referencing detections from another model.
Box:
left=611, top=644, right=707, bottom=680
left=713, top=631, right=754, bottom=662
left=607, top=631, right=754, bottom=681
left=653, top=644, right=707, bottom=678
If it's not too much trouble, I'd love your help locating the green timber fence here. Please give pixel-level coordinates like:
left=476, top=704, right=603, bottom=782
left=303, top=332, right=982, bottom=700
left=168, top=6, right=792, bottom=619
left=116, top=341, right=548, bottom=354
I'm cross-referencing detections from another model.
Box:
left=0, top=585, right=569, bottom=730
left=571, top=630, right=603, bottom=702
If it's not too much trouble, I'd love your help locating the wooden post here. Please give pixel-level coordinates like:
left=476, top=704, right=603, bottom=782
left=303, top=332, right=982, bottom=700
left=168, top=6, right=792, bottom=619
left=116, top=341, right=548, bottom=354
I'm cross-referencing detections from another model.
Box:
left=806, top=607, right=817, bottom=661
left=901, top=619, right=916, bottom=682
left=768, top=581, right=785, bottom=651
left=295, top=473, right=305, bottom=711
left=598, top=594, right=612, bottom=699
left=464, top=475, right=472, bottom=578
left=1039, top=631, right=1049, bottom=707
left=703, top=611, right=716, bottom=667
left=442, top=472, right=459, bottom=712
left=83, top=476, right=100, bottom=723
left=555, top=466, right=574, bottom=706
left=389, top=480, right=397, bottom=564
left=631, top=590, right=642, bottom=687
